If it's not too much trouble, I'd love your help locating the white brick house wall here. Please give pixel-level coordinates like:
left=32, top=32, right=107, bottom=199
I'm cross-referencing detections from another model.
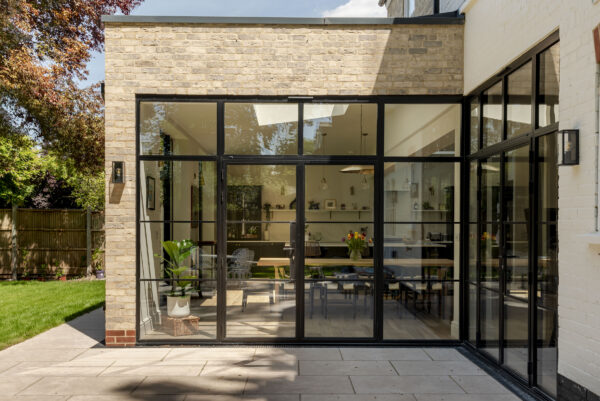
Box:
left=462, top=0, right=600, bottom=394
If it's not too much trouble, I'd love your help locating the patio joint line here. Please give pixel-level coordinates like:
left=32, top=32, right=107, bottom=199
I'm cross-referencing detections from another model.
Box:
left=449, top=374, right=469, bottom=393
left=13, top=376, right=44, bottom=396
left=388, top=359, right=401, bottom=376
left=130, top=375, right=149, bottom=394
left=96, top=359, right=117, bottom=376
left=196, top=359, right=208, bottom=376
left=423, top=347, right=435, bottom=360
left=348, top=375, right=357, bottom=394
left=241, top=375, right=250, bottom=395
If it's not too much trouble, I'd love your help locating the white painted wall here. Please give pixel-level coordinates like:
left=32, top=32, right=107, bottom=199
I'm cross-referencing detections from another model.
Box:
left=462, top=0, right=600, bottom=394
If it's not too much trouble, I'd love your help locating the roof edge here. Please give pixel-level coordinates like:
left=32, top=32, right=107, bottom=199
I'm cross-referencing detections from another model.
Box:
left=100, top=15, right=464, bottom=26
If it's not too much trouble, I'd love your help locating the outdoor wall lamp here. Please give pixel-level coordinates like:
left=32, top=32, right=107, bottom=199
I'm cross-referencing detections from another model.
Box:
left=112, top=161, right=125, bottom=183
left=559, top=129, right=580, bottom=166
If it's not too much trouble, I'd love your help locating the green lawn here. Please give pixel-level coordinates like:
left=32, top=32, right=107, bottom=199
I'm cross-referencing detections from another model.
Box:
left=0, top=280, right=105, bottom=350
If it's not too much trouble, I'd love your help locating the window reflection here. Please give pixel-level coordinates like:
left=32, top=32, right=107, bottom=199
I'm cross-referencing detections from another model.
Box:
left=538, top=43, right=560, bottom=127
left=483, top=81, right=503, bottom=147
left=225, top=103, right=298, bottom=155
left=507, top=62, right=532, bottom=138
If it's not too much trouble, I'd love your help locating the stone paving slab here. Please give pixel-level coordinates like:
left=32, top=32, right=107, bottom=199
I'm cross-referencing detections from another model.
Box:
left=0, top=308, right=525, bottom=400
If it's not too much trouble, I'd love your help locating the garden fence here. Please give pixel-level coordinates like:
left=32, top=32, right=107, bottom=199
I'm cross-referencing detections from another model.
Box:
left=0, top=208, right=104, bottom=279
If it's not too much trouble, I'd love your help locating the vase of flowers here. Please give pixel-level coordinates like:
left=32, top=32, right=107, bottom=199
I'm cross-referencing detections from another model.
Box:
left=343, top=231, right=372, bottom=261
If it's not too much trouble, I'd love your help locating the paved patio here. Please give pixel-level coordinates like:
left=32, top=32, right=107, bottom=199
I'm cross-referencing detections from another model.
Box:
left=0, top=308, right=524, bottom=401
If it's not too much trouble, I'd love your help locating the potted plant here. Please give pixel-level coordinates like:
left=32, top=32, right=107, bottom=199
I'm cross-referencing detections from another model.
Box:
left=55, top=268, right=67, bottom=281
left=342, top=231, right=372, bottom=261
left=156, top=240, right=196, bottom=318
left=95, top=268, right=105, bottom=279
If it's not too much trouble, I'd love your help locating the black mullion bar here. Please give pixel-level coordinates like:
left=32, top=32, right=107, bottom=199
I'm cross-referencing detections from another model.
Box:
left=139, top=155, right=218, bottom=161
left=135, top=98, right=141, bottom=344
left=529, top=138, right=539, bottom=386
left=460, top=97, right=469, bottom=342
left=296, top=163, right=305, bottom=340
left=433, top=0, right=440, bottom=14
left=476, top=160, right=482, bottom=347
left=383, top=157, right=461, bottom=163
left=298, top=103, right=303, bottom=155
left=375, top=101, right=385, bottom=340
left=216, top=100, right=225, bottom=341
left=498, top=150, right=505, bottom=365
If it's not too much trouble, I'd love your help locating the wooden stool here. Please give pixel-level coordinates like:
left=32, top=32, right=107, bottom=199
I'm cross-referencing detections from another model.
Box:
left=162, top=315, right=200, bottom=336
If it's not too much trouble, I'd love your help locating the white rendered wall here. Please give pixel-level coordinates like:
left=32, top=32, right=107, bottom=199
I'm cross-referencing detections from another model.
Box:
left=463, top=0, right=600, bottom=394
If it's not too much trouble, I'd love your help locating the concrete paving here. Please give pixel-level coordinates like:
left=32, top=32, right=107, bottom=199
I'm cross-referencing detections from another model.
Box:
left=0, top=308, right=524, bottom=401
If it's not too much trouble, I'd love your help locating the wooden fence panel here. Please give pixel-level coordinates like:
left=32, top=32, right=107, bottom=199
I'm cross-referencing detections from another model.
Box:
left=0, top=209, right=105, bottom=278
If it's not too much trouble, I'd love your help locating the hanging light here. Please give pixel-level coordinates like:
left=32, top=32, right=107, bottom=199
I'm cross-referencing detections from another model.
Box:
left=361, top=175, right=370, bottom=190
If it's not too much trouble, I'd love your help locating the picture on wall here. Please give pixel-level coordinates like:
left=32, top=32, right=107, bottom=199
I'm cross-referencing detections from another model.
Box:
left=146, top=176, right=155, bottom=210
left=325, top=199, right=337, bottom=210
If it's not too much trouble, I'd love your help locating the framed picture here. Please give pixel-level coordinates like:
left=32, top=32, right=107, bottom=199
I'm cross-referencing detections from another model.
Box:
left=146, top=176, right=155, bottom=210
left=324, top=199, right=337, bottom=210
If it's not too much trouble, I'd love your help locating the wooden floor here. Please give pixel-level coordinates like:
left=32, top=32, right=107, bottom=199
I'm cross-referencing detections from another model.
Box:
left=140, top=289, right=455, bottom=341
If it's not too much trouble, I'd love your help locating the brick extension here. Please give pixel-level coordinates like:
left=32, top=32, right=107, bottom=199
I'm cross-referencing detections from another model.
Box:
left=105, top=330, right=136, bottom=347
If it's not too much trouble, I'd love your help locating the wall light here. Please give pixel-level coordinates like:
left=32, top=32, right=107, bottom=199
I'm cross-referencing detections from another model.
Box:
left=559, top=130, right=579, bottom=166
left=112, top=161, right=125, bottom=183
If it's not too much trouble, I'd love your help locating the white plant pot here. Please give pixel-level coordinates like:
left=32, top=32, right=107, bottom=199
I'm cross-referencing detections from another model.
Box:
left=167, top=295, right=191, bottom=318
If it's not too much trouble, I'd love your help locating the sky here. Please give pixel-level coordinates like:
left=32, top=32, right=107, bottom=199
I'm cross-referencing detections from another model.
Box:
left=84, top=0, right=386, bottom=84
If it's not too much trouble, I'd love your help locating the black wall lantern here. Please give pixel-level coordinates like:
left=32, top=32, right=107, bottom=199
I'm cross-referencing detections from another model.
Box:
left=559, top=129, right=580, bottom=166
left=112, top=161, right=125, bottom=183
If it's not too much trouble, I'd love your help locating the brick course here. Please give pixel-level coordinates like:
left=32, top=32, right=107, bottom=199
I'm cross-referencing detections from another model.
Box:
left=103, top=21, right=464, bottom=346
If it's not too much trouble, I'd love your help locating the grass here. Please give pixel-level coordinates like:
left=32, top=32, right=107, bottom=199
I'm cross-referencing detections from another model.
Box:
left=0, top=280, right=105, bottom=350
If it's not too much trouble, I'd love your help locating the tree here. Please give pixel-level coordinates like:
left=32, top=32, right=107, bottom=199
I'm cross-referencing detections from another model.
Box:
left=0, top=134, right=39, bottom=205
left=0, top=0, right=142, bottom=174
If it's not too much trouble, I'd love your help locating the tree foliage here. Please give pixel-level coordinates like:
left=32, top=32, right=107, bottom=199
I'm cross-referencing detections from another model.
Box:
left=0, top=134, right=39, bottom=205
left=0, top=0, right=141, bottom=175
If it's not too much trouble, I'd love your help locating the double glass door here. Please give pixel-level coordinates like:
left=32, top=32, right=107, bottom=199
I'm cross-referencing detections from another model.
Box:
left=222, top=162, right=375, bottom=340
left=473, top=133, right=557, bottom=397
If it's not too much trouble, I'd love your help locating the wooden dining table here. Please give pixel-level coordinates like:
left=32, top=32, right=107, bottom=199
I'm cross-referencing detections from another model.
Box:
left=256, top=257, right=455, bottom=268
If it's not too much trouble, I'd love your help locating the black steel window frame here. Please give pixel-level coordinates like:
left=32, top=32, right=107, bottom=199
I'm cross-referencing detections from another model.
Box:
left=135, top=94, right=463, bottom=346
left=464, top=31, right=559, bottom=401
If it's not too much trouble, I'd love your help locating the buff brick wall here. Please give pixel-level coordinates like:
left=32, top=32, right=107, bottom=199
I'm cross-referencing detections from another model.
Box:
left=103, top=21, right=464, bottom=346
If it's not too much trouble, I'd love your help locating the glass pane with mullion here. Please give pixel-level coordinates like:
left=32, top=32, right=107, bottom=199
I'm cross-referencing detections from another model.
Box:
left=384, top=223, right=458, bottom=281
left=482, top=81, right=503, bottom=148
left=470, top=98, right=480, bottom=154
left=227, top=164, right=296, bottom=233
left=538, top=43, right=560, bottom=128
left=139, top=102, right=217, bottom=156
left=468, top=283, right=477, bottom=343
left=140, top=161, right=217, bottom=222
left=507, top=62, right=532, bottom=139
left=226, top=222, right=295, bottom=338
left=537, top=305, right=558, bottom=397
left=480, top=223, right=500, bottom=289
left=504, top=145, right=530, bottom=223
left=468, top=224, right=477, bottom=282
left=384, top=162, right=458, bottom=223
left=384, top=280, right=458, bottom=340
left=305, top=164, right=374, bottom=222
left=538, top=133, right=558, bottom=223
left=480, top=287, right=500, bottom=361
left=138, top=279, right=217, bottom=340
left=303, top=222, right=375, bottom=339
left=481, top=155, right=501, bottom=223
left=384, top=104, right=461, bottom=157
left=469, top=161, right=477, bottom=223
left=505, top=223, right=529, bottom=299
left=224, top=103, right=299, bottom=155
left=504, top=298, right=529, bottom=379
left=139, top=222, right=217, bottom=281
left=304, top=103, right=377, bottom=156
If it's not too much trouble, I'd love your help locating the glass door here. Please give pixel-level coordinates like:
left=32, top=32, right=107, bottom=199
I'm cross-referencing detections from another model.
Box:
left=303, top=163, right=375, bottom=339
left=224, top=163, right=298, bottom=339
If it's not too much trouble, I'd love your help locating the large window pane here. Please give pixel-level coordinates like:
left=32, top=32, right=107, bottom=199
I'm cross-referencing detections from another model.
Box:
left=481, top=156, right=501, bottom=223
left=138, top=222, right=217, bottom=340
left=480, top=223, right=500, bottom=287
left=225, top=222, right=295, bottom=338
left=384, top=104, right=461, bottom=157
left=480, top=288, right=500, bottom=360
left=384, top=280, right=458, bottom=340
left=139, top=102, right=217, bottom=155
left=305, top=165, right=374, bottom=223
left=505, top=223, right=529, bottom=299
left=468, top=224, right=477, bottom=282
left=507, top=62, right=532, bottom=138
left=140, top=161, right=217, bottom=222
left=303, top=223, right=374, bottom=338
left=538, top=43, right=560, bottom=127
left=384, top=162, right=458, bottom=223
left=504, top=298, right=529, bottom=378
left=537, top=305, right=558, bottom=397
left=469, top=161, right=478, bottom=222
left=304, top=104, right=376, bottom=155
left=225, top=103, right=298, bottom=155
left=470, top=98, right=480, bottom=154
left=468, top=284, right=477, bottom=343
left=539, top=134, right=558, bottom=223
left=504, top=146, right=530, bottom=222
left=383, top=224, right=458, bottom=281
left=483, top=81, right=503, bottom=148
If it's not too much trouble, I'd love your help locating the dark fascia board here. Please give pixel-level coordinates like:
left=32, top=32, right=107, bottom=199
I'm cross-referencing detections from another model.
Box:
left=101, top=14, right=464, bottom=26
